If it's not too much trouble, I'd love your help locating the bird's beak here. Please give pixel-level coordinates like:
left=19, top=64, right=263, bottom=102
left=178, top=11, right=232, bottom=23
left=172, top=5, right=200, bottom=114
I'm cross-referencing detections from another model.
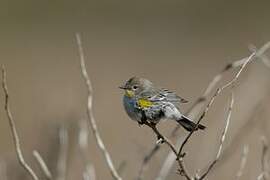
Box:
left=118, top=85, right=127, bottom=90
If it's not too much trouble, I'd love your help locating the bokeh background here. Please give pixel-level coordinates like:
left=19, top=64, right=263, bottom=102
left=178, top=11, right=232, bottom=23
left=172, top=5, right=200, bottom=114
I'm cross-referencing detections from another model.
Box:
left=1, top=0, right=270, bottom=179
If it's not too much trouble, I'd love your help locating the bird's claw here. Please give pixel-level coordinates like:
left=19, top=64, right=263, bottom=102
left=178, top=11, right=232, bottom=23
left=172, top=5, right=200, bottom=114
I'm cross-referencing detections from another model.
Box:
left=137, top=121, right=144, bottom=126
left=156, top=138, right=164, bottom=144
left=156, top=135, right=164, bottom=144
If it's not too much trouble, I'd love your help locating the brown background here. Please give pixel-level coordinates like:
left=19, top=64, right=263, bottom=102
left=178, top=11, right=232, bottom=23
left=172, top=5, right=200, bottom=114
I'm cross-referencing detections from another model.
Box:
left=1, top=0, right=270, bottom=179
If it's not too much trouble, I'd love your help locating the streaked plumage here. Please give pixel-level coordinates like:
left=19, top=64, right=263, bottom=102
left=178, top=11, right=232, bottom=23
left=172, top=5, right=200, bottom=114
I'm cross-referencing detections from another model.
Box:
left=119, top=77, right=205, bottom=131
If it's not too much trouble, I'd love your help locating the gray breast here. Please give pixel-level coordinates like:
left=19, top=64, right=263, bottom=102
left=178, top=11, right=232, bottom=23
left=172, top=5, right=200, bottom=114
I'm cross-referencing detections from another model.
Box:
left=123, top=96, right=142, bottom=122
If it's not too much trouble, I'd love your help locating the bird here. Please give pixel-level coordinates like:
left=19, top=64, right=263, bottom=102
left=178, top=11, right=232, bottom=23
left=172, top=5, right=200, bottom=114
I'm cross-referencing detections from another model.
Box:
left=119, top=77, right=205, bottom=132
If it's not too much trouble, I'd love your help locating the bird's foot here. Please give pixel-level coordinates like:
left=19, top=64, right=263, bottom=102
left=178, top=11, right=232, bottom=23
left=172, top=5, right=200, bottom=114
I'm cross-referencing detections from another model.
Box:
left=138, top=115, right=148, bottom=126
left=137, top=120, right=144, bottom=126
left=156, top=134, right=164, bottom=144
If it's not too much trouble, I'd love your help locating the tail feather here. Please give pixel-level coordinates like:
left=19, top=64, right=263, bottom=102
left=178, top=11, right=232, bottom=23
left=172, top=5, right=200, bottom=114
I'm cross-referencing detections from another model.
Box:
left=176, top=115, right=206, bottom=132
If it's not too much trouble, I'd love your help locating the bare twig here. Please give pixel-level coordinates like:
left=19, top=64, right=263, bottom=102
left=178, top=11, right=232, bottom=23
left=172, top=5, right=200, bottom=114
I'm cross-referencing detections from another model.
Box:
left=260, top=136, right=269, bottom=180
left=198, top=92, right=234, bottom=179
left=78, top=120, right=96, bottom=180
left=256, top=41, right=270, bottom=68
left=177, top=51, right=256, bottom=163
left=142, top=121, right=192, bottom=180
left=144, top=122, right=178, bottom=155
left=137, top=67, right=227, bottom=180
left=76, top=33, right=122, bottom=180
left=33, top=150, right=53, bottom=180
left=56, top=126, right=69, bottom=180
left=249, top=44, right=270, bottom=68
left=235, top=145, right=249, bottom=180
left=82, top=164, right=96, bottom=180
left=258, top=173, right=266, bottom=180
left=155, top=136, right=185, bottom=180
left=1, top=65, right=39, bottom=180
left=79, top=120, right=89, bottom=151
left=161, top=42, right=270, bottom=179
left=138, top=41, right=270, bottom=180
left=137, top=50, right=257, bottom=180
left=172, top=42, right=270, bottom=143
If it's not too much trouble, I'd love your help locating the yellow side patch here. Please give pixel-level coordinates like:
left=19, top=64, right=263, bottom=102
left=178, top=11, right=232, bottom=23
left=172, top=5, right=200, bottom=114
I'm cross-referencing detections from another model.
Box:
left=138, top=98, right=154, bottom=108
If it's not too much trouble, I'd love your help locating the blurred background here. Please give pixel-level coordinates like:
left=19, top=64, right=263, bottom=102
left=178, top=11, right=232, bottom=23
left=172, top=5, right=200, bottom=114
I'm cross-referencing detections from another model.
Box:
left=1, top=0, right=270, bottom=179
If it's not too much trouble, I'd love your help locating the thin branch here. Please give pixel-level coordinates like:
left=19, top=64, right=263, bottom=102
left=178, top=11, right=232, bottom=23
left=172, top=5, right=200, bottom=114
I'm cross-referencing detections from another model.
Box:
left=137, top=50, right=256, bottom=180
left=137, top=67, right=225, bottom=180
left=198, top=92, right=234, bottom=179
left=258, top=173, right=266, bottom=180
left=235, top=145, right=249, bottom=180
left=260, top=136, right=269, bottom=180
left=138, top=41, right=270, bottom=180
left=75, top=33, right=122, bottom=180
left=1, top=65, right=39, bottom=180
left=168, top=42, right=270, bottom=179
left=56, top=126, right=69, bottom=180
left=144, top=122, right=178, bottom=155
left=177, top=51, right=256, bottom=160
left=78, top=120, right=96, bottom=180
left=171, top=54, right=254, bottom=138
left=249, top=44, right=270, bottom=68
left=83, top=164, right=96, bottom=180
left=176, top=52, right=255, bottom=179
left=33, top=150, right=53, bottom=180
left=142, top=121, right=192, bottom=180
left=155, top=136, right=185, bottom=180
left=174, top=42, right=270, bottom=142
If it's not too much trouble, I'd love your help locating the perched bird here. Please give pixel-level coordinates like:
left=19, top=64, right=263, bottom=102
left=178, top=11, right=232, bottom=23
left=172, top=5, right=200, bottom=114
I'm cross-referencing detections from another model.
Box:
left=119, top=77, right=205, bottom=131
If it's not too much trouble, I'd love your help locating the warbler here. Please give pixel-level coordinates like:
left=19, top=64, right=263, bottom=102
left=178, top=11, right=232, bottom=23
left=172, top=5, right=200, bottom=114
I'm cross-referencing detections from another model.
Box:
left=119, top=77, right=205, bottom=131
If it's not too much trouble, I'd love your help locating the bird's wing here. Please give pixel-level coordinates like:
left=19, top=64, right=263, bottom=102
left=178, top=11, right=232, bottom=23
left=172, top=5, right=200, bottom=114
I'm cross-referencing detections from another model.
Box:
left=153, top=88, right=188, bottom=103
left=138, top=88, right=188, bottom=104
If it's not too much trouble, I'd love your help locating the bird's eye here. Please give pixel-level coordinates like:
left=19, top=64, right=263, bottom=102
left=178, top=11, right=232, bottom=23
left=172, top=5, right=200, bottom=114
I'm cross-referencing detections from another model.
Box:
left=132, top=85, right=138, bottom=90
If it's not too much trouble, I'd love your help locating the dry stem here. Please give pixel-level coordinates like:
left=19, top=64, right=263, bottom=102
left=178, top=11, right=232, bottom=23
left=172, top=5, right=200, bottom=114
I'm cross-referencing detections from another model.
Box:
left=235, top=145, right=249, bottom=180
left=143, top=121, right=192, bottom=180
left=75, top=33, right=122, bottom=180
left=260, top=136, right=269, bottom=180
left=79, top=120, right=96, bottom=180
left=137, top=49, right=259, bottom=180
left=1, top=66, right=39, bottom=180
left=56, top=126, right=69, bottom=180
left=176, top=52, right=256, bottom=179
left=140, top=41, right=270, bottom=180
left=198, top=92, right=234, bottom=179
left=33, top=150, right=52, bottom=180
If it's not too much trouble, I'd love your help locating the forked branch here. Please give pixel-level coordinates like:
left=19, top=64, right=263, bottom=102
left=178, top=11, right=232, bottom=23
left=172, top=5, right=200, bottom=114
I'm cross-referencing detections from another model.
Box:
left=198, top=92, right=234, bottom=179
left=137, top=42, right=270, bottom=180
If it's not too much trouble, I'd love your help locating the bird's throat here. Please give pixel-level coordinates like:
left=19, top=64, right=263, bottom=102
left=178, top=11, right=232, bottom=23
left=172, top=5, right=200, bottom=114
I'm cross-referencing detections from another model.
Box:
left=125, top=90, right=135, bottom=97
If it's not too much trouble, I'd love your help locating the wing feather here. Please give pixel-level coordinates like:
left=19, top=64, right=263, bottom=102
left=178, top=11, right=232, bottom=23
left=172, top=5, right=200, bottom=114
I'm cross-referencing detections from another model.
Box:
left=139, top=88, right=188, bottom=104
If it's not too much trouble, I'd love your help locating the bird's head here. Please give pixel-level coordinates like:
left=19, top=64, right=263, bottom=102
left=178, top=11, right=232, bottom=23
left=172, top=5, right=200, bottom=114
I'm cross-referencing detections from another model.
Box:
left=119, top=77, right=153, bottom=97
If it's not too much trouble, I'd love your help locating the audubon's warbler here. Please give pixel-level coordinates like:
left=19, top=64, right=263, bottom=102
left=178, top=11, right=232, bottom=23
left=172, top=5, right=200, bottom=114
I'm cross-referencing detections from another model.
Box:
left=119, top=77, right=205, bottom=131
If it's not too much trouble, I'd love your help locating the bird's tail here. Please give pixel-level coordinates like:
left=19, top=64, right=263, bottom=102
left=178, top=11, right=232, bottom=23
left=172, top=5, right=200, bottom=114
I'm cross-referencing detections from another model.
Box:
left=176, top=115, right=206, bottom=132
